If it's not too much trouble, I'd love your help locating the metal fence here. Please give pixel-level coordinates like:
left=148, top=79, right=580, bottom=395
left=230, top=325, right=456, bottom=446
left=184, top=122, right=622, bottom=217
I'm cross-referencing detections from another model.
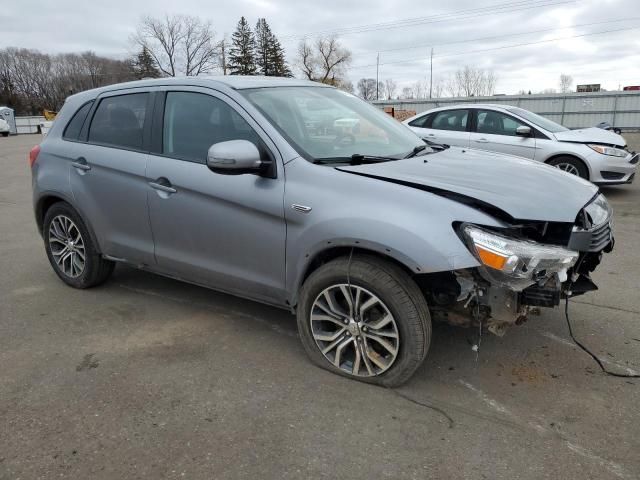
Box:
left=372, top=90, right=640, bottom=130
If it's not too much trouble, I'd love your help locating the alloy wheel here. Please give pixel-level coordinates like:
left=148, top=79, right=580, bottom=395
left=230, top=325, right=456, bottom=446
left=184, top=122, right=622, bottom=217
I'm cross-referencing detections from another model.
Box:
left=555, top=162, right=580, bottom=176
left=310, top=284, right=400, bottom=377
left=48, top=215, right=86, bottom=278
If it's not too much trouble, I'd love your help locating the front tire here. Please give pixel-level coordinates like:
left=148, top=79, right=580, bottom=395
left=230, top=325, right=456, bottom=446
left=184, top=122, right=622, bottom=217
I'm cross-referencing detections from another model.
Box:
left=549, top=156, right=589, bottom=180
left=43, top=202, right=114, bottom=288
left=1, top=132, right=8, bottom=137
left=297, top=255, right=431, bottom=387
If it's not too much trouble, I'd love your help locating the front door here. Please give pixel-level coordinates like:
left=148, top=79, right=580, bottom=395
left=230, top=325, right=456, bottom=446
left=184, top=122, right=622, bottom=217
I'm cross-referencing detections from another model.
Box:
left=470, top=109, right=537, bottom=160
left=145, top=89, right=287, bottom=305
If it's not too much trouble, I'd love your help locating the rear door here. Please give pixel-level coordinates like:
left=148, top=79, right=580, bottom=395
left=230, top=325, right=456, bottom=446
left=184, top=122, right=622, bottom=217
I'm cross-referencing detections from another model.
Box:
left=470, top=109, right=537, bottom=160
left=145, top=87, right=287, bottom=304
left=68, top=90, right=155, bottom=264
left=413, top=109, right=471, bottom=148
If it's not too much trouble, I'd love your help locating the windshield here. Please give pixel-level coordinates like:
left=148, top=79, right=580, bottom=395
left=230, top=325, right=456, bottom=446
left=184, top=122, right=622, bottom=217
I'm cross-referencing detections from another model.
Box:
left=506, top=107, right=568, bottom=133
left=241, top=86, right=424, bottom=162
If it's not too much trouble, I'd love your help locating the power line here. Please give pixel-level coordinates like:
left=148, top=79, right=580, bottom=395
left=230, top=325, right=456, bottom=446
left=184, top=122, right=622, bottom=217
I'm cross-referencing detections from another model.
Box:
left=363, top=16, right=640, bottom=55
left=279, top=0, right=574, bottom=40
left=349, top=25, right=640, bottom=70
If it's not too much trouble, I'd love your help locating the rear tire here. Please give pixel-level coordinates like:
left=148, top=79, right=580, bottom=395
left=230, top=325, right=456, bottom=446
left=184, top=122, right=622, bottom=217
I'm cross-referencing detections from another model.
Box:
left=43, top=202, right=114, bottom=288
left=548, top=156, right=589, bottom=180
left=296, top=255, right=431, bottom=387
left=1, top=132, right=8, bottom=137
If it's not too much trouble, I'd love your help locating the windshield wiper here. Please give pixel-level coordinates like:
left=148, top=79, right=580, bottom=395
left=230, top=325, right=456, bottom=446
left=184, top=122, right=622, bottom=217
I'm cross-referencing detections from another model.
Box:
left=404, top=145, right=428, bottom=158
left=313, top=154, right=397, bottom=165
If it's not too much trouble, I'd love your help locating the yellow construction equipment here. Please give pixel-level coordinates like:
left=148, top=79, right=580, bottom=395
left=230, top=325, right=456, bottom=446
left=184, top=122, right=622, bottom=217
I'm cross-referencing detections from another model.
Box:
left=43, top=110, right=57, bottom=121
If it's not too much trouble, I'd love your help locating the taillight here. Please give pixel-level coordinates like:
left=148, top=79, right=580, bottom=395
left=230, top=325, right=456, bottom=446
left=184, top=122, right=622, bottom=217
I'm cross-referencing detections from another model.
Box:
left=29, top=145, right=41, bottom=168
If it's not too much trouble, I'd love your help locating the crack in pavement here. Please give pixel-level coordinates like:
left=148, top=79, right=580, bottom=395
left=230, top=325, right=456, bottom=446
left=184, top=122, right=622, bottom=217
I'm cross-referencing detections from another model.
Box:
left=571, top=299, right=640, bottom=316
left=458, top=380, right=630, bottom=479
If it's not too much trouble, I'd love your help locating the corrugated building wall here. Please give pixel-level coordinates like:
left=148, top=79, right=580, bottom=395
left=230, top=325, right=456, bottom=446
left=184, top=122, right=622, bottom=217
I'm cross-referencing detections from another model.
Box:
left=372, top=90, right=640, bottom=130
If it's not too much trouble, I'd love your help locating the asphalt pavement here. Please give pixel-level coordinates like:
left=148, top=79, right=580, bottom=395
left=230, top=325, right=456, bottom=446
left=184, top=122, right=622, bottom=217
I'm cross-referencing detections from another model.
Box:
left=1, top=134, right=639, bottom=479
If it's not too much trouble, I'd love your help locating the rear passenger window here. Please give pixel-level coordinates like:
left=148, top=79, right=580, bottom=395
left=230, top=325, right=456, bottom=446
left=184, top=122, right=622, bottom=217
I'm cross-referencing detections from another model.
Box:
left=63, top=101, right=93, bottom=140
left=431, top=110, right=468, bottom=131
left=162, top=92, right=261, bottom=163
left=88, top=93, right=148, bottom=150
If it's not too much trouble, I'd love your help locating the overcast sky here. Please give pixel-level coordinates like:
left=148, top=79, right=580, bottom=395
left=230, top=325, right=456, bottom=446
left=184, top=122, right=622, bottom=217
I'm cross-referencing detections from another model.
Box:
left=2, top=0, right=640, bottom=94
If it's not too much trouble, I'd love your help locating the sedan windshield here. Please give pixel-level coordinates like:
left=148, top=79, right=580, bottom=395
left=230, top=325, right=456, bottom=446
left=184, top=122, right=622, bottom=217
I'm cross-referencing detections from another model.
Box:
left=241, top=86, right=425, bottom=162
left=506, top=107, right=569, bottom=133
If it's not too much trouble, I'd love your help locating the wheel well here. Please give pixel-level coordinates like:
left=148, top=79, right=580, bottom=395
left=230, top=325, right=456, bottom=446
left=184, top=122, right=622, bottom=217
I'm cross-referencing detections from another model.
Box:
left=297, top=245, right=456, bottom=309
left=544, top=154, right=590, bottom=180
left=36, top=195, right=65, bottom=235
left=300, top=246, right=415, bottom=287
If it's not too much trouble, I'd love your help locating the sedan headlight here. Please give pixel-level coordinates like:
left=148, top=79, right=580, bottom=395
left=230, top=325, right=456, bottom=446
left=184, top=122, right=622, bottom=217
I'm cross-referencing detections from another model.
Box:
left=462, top=225, right=579, bottom=289
left=587, top=144, right=628, bottom=158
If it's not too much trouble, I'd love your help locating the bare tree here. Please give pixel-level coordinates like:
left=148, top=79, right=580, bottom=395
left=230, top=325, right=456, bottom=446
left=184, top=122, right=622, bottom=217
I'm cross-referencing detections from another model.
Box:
left=357, top=78, right=378, bottom=100
left=559, top=74, right=573, bottom=93
left=430, top=78, right=444, bottom=98
left=400, top=86, right=413, bottom=99
left=446, top=66, right=497, bottom=97
left=411, top=80, right=429, bottom=99
left=132, top=15, right=218, bottom=77
left=0, top=47, right=134, bottom=114
left=383, top=78, right=397, bottom=100
left=295, top=36, right=351, bottom=86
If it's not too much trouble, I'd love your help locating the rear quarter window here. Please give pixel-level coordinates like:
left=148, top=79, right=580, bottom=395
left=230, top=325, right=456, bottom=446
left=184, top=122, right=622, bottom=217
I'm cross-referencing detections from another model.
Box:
left=408, top=113, right=432, bottom=128
left=62, top=101, right=94, bottom=141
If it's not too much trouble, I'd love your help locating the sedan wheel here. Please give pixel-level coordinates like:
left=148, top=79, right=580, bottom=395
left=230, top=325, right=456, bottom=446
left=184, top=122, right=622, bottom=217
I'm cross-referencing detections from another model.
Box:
left=549, top=156, right=588, bottom=179
left=310, top=284, right=400, bottom=377
left=554, top=162, right=580, bottom=176
left=48, top=215, right=86, bottom=278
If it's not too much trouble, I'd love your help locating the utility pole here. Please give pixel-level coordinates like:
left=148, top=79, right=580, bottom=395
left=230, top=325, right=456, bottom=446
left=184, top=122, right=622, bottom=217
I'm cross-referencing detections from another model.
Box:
left=429, top=47, right=433, bottom=99
left=376, top=52, right=380, bottom=100
left=220, top=40, right=228, bottom=75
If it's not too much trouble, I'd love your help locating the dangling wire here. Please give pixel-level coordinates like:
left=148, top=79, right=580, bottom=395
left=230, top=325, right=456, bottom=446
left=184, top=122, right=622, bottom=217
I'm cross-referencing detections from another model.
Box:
left=564, top=256, right=640, bottom=378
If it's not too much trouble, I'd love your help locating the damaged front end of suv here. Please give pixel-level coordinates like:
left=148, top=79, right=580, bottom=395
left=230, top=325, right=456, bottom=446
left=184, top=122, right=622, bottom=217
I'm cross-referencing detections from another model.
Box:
left=424, top=194, right=614, bottom=335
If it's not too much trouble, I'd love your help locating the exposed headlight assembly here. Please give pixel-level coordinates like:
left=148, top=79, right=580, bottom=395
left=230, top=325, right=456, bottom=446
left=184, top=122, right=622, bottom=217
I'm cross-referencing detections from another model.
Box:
left=462, top=225, right=579, bottom=290
left=583, top=193, right=612, bottom=228
left=587, top=144, right=628, bottom=158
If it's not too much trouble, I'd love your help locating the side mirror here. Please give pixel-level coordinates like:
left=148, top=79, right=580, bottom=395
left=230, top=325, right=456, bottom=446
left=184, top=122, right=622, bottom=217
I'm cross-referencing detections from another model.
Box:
left=206, top=140, right=264, bottom=173
left=516, top=125, right=532, bottom=137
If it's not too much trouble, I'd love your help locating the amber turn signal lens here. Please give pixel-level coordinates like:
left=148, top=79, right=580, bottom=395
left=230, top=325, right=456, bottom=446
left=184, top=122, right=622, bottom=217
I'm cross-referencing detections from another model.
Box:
left=475, top=246, right=508, bottom=270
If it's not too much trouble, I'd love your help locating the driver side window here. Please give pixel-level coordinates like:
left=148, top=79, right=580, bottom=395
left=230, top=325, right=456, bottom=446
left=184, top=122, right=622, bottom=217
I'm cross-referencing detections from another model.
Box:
left=476, top=110, right=526, bottom=137
left=162, top=91, right=261, bottom=163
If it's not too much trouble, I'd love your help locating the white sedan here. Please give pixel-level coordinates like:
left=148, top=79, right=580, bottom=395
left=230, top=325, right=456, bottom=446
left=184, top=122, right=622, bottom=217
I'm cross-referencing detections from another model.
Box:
left=404, top=104, right=638, bottom=185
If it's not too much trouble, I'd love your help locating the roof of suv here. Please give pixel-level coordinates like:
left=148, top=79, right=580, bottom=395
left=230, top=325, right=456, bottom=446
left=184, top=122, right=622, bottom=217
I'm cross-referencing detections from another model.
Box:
left=67, top=76, right=328, bottom=103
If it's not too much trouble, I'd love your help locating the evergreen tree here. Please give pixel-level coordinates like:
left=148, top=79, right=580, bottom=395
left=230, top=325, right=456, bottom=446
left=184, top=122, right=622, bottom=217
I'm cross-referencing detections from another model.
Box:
left=132, top=47, right=161, bottom=79
left=268, top=36, right=292, bottom=77
left=255, top=18, right=292, bottom=77
left=255, top=19, right=273, bottom=76
left=229, top=17, right=257, bottom=75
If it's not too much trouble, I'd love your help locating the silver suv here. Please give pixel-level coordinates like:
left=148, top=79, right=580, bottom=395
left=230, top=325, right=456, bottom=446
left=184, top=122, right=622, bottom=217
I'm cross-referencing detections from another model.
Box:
left=404, top=104, right=638, bottom=185
left=31, top=77, right=614, bottom=386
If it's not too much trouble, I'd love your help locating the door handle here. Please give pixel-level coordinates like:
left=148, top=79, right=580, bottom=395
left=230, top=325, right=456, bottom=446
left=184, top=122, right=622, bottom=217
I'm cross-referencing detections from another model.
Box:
left=149, top=179, right=177, bottom=194
left=475, top=138, right=489, bottom=143
left=427, top=133, right=436, bottom=137
left=72, top=157, right=91, bottom=171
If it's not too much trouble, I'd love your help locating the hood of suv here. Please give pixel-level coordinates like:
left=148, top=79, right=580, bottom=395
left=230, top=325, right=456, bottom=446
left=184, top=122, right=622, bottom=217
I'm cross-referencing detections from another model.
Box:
left=553, top=127, right=625, bottom=148
left=336, top=148, right=598, bottom=223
